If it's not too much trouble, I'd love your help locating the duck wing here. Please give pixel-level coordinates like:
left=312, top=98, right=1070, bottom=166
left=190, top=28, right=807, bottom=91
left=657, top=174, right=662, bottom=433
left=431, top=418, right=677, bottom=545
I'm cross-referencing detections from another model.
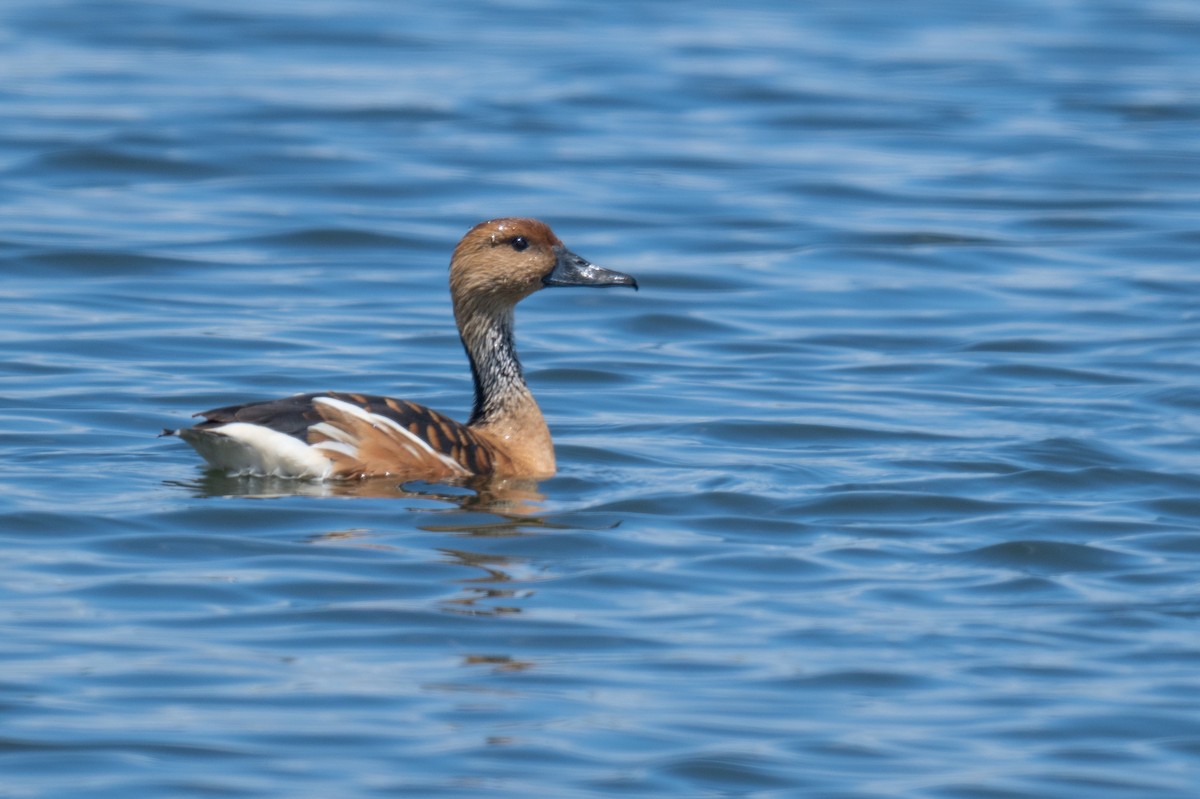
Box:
left=189, top=392, right=496, bottom=479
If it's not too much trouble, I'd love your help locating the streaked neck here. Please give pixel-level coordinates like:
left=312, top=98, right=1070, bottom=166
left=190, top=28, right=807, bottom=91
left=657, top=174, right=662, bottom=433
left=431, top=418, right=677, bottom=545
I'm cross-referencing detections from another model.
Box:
left=452, top=293, right=556, bottom=477
left=457, top=301, right=534, bottom=427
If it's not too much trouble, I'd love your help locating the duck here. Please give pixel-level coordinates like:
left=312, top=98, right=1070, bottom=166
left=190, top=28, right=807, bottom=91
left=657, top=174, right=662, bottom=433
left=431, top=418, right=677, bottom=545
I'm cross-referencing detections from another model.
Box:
left=165, top=217, right=638, bottom=481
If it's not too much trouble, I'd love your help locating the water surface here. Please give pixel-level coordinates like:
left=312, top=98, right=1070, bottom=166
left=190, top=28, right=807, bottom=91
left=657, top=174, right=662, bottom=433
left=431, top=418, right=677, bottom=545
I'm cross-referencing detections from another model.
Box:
left=2, top=1, right=1200, bottom=797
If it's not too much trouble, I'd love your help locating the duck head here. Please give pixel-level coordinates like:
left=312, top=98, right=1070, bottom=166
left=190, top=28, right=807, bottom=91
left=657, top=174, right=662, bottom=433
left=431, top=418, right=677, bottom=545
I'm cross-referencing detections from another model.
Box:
left=450, top=217, right=637, bottom=306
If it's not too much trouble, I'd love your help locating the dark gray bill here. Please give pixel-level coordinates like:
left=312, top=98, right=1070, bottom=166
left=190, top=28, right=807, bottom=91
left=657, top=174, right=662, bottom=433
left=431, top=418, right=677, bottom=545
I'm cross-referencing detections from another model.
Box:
left=543, top=246, right=638, bottom=290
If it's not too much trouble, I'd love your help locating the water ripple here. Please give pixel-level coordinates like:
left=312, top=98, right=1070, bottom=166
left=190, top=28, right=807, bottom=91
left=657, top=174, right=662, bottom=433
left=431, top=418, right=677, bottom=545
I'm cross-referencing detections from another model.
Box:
left=3, top=0, right=1200, bottom=797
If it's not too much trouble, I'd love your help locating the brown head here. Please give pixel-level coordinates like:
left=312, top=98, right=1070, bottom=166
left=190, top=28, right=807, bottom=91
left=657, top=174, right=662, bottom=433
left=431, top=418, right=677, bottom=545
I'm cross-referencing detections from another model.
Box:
left=449, top=217, right=637, bottom=312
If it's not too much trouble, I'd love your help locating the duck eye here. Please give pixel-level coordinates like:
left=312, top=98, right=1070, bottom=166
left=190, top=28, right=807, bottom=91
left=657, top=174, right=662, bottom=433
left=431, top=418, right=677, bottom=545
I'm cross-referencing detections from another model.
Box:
left=510, top=236, right=529, bottom=252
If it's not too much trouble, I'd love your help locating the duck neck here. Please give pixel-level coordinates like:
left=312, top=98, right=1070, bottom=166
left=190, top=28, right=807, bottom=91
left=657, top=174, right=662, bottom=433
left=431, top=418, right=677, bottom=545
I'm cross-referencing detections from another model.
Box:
left=453, top=291, right=556, bottom=476
left=457, top=301, right=538, bottom=428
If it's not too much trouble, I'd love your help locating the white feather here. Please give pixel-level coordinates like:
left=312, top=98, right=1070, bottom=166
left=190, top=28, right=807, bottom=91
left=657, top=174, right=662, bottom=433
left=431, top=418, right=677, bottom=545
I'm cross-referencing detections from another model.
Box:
left=309, top=421, right=355, bottom=445
left=312, top=440, right=358, bottom=459
left=180, top=422, right=333, bottom=480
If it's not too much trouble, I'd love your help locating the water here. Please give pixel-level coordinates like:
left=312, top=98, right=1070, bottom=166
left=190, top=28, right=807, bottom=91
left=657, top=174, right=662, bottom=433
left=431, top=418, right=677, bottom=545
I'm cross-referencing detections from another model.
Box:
left=3, top=0, right=1200, bottom=796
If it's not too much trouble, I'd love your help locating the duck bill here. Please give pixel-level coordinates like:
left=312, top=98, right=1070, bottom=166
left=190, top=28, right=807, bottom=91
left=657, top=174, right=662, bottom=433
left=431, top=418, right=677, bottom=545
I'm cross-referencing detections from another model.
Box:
left=543, top=246, right=638, bottom=290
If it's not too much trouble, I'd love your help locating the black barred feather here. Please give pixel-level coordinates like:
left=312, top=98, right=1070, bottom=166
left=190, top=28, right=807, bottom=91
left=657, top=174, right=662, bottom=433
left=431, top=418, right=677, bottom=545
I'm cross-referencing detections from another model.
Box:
left=194, top=392, right=495, bottom=475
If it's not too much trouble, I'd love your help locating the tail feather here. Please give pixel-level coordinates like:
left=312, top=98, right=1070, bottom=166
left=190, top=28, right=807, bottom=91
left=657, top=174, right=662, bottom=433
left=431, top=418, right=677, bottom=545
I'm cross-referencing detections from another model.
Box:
left=177, top=424, right=332, bottom=479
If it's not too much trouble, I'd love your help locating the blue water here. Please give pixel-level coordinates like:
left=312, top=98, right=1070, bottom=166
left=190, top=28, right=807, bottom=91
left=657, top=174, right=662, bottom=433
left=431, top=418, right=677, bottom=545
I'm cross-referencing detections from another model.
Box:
left=3, top=1, right=1200, bottom=797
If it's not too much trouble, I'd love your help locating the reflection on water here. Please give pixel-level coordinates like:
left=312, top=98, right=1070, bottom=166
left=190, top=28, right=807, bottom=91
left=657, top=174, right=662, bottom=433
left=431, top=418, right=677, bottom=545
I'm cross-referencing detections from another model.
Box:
left=439, top=547, right=530, bottom=618
left=461, top=654, right=536, bottom=673
left=178, top=472, right=547, bottom=515
left=249, top=475, right=559, bottom=620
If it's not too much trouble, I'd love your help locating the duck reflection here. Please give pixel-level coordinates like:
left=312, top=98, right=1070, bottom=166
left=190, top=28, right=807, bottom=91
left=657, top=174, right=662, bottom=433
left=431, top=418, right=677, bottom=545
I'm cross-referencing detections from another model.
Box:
left=461, top=654, right=535, bottom=673
left=169, top=473, right=619, bottom=658
left=173, top=473, right=566, bottom=620
left=176, top=472, right=547, bottom=516
left=438, top=547, right=529, bottom=617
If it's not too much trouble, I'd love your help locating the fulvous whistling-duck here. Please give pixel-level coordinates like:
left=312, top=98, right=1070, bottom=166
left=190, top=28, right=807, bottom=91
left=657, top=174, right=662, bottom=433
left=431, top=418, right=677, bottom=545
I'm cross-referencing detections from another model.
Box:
left=164, top=218, right=637, bottom=480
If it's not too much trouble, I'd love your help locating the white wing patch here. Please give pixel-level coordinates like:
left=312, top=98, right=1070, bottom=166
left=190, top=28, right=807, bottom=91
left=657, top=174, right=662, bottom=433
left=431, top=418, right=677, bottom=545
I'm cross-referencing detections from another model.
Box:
left=179, top=422, right=333, bottom=479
